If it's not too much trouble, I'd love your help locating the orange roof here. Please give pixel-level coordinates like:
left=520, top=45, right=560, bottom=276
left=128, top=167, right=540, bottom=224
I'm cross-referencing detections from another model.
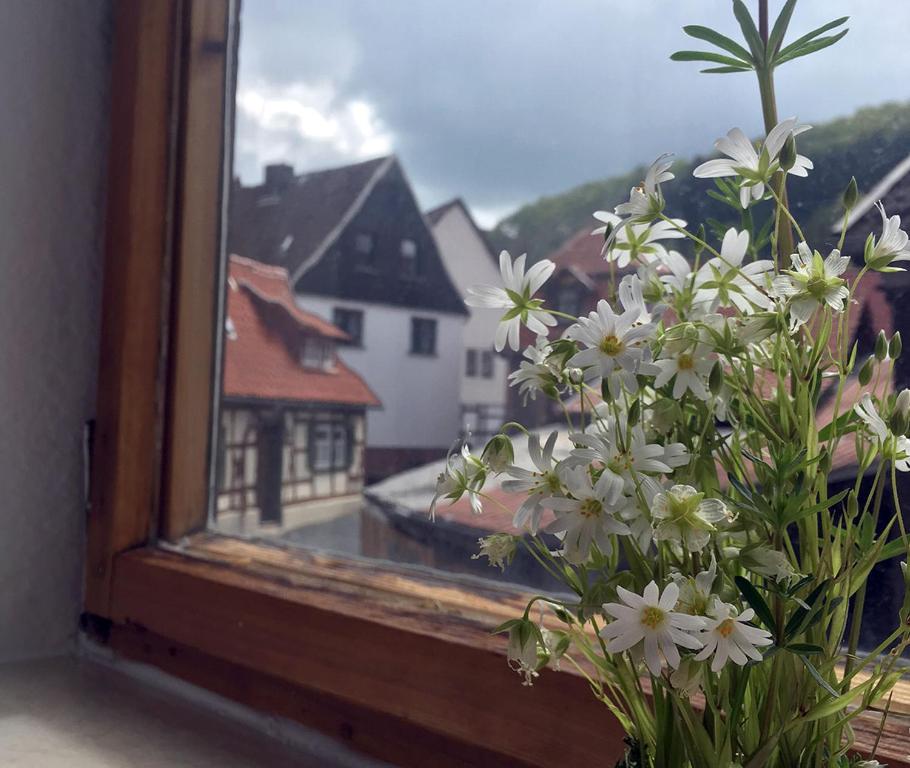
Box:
left=224, top=255, right=380, bottom=408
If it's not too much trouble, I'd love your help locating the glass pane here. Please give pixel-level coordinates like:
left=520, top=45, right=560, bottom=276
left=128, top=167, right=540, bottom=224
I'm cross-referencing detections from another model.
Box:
left=212, top=0, right=910, bottom=633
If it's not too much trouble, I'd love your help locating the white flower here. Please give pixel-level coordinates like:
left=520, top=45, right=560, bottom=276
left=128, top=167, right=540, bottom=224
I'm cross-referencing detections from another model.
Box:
left=429, top=445, right=485, bottom=519
left=566, top=299, right=658, bottom=397
left=617, top=273, right=654, bottom=324
left=501, top=432, right=562, bottom=533
left=693, top=228, right=773, bottom=313
left=654, top=338, right=715, bottom=400
left=855, top=394, right=910, bottom=472
left=614, top=153, right=675, bottom=221
left=600, top=580, right=705, bottom=676
left=509, top=336, right=557, bottom=403
left=652, top=485, right=730, bottom=552
left=658, top=249, right=695, bottom=295
left=617, top=476, right=662, bottom=551
left=593, top=212, right=687, bottom=268
left=771, top=243, right=850, bottom=327
left=466, top=251, right=556, bottom=351
left=472, top=533, right=517, bottom=571
left=669, top=658, right=705, bottom=696
left=507, top=620, right=540, bottom=686
left=694, top=600, right=773, bottom=671
left=571, top=425, right=681, bottom=499
left=544, top=466, right=630, bottom=563
left=675, top=557, right=717, bottom=616
left=866, top=202, right=910, bottom=270
left=739, top=545, right=801, bottom=583
left=693, top=118, right=812, bottom=208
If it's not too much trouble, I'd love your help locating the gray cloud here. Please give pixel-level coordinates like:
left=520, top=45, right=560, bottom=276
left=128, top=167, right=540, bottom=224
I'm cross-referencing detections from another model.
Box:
left=234, top=0, right=910, bottom=226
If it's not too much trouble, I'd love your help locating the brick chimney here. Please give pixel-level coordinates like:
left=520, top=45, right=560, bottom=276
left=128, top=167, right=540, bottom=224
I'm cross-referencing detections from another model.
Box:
left=263, top=163, right=294, bottom=193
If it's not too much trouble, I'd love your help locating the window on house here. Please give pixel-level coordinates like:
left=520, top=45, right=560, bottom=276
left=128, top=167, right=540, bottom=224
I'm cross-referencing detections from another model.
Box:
left=400, top=238, right=418, bottom=277
left=480, top=350, right=494, bottom=379
left=410, top=317, right=436, bottom=356
left=332, top=307, right=364, bottom=346
left=465, top=348, right=477, bottom=377
left=353, top=232, right=375, bottom=269
left=557, top=285, right=582, bottom=317
left=300, top=337, right=334, bottom=370
left=311, top=419, right=350, bottom=471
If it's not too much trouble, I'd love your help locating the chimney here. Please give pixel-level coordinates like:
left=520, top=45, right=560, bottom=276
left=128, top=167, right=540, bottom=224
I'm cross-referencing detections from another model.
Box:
left=264, top=163, right=294, bottom=193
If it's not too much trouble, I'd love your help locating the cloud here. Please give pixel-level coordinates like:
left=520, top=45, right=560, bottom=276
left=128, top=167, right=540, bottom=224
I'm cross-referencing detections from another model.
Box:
left=233, top=0, right=910, bottom=223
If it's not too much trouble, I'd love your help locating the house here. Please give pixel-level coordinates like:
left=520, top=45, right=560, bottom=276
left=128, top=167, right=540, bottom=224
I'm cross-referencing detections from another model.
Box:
left=229, top=157, right=468, bottom=481
left=426, top=198, right=509, bottom=448
left=217, top=255, right=380, bottom=535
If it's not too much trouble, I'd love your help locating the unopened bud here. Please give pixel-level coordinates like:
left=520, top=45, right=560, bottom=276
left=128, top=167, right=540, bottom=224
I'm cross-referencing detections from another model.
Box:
left=897, top=388, right=910, bottom=417
left=482, top=434, right=514, bottom=473
left=858, top=356, right=875, bottom=386
left=847, top=490, right=858, bottom=521
left=891, top=332, right=903, bottom=361
left=842, top=176, right=858, bottom=210
left=889, top=409, right=909, bottom=438
left=875, top=330, right=889, bottom=361
left=779, top=134, right=797, bottom=172
left=567, top=367, right=584, bottom=385
left=708, top=360, right=724, bottom=395
left=628, top=398, right=641, bottom=427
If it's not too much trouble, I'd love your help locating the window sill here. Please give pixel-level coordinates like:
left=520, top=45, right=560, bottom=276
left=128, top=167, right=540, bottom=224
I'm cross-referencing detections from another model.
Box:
left=107, top=534, right=910, bottom=768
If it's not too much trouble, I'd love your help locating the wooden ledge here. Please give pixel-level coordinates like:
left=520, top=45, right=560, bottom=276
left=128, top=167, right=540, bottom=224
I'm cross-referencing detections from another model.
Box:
left=108, top=536, right=910, bottom=767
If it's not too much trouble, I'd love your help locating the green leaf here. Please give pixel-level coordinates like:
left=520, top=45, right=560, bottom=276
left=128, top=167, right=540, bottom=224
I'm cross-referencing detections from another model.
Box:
left=735, top=576, right=777, bottom=633
left=817, top=409, right=856, bottom=442
left=875, top=533, right=910, bottom=564
left=670, top=50, right=753, bottom=67
left=491, top=618, right=520, bottom=634
left=799, top=654, right=840, bottom=699
left=784, top=580, right=829, bottom=640
left=775, top=16, right=848, bottom=62
left=785, top=642, right=824, bottom=655
left=732, top=0, right=765, bottom=66
left=682, top=24, right=753, bottom=63
left=802, top=674, right=875, bottom=720
left=767, top=0, right=797, bottom=57
left=700, top=65, right=752, bottom=74
left=776, top=29, right=849, bottom=65
left=783, top=489, right=849, bottom=526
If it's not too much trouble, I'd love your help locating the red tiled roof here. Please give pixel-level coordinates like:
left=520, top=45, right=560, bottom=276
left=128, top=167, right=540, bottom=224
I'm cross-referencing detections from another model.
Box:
left=547, top=226, right=613, bottom=277
left=224, top=255, right=380, bottom=407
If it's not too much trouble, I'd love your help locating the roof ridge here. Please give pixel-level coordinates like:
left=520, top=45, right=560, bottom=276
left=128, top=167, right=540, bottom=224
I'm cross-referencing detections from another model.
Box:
left=840, top=151, right=910, bottom=232
left=229, top=253, right=290, bottom=281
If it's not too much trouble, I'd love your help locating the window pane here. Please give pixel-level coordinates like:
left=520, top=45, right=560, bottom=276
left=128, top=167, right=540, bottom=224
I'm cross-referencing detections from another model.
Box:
left=211, top=0, right=910, bottom=626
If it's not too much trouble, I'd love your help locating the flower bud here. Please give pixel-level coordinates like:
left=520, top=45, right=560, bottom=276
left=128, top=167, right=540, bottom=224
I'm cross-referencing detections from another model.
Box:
left=889, top=409, right=909, bottom=438
left=897, top=388, right=910, bottom=417
left=507, top=619, right=540, bottom=685
left=842, top=176, right=858, bottom=210
left=694, top=224, right=707, bottom=257
left=858, top=356, right=875, bottom=386
left=481, top=434, right=514, bottom=473
left=627, top=398, right=641, bottom=426
left=875, top=330, right=889, bottom=361
left=846, top=490, right=858, bottom=521
left=891, top=331, right=903, bottom=361
left=778, top=134, right=797, bottom=172
left=567, top=367, right=585, bottom=385
left=708, top=360, right=724, bottom=395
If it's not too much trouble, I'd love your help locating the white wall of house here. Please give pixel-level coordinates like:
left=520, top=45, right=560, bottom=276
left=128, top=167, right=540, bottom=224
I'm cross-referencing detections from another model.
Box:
left=430, top=205, right=509, bottom=439
left=296, top=294, right=464, bottom=450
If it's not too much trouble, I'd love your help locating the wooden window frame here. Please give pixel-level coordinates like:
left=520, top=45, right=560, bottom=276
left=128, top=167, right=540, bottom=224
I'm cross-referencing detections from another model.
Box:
left=83, top=2, right=910, bottom=766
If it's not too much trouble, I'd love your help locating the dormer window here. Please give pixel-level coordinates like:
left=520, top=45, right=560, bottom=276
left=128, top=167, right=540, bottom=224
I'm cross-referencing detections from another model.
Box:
left=354, top=232, right=376, bottom=270
left=400, top=238, right=418, bottom=277
left=300, top=337, right=335, bottom=371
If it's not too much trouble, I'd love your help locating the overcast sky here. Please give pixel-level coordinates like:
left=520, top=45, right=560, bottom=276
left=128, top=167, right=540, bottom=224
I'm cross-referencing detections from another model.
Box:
left=233, top=1, right=910, bottom=228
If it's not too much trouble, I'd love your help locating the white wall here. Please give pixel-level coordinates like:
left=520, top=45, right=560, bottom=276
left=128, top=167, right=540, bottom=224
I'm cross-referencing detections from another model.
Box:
left=297, top=294, right=464, bottom=450
left=430, top=205, right=509, bottom=410
left=0, top=0, right=110, bottom=660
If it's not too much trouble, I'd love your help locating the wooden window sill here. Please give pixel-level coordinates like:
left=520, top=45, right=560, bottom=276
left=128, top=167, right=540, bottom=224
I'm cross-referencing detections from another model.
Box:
left=107, top=534, right=910, bottom=767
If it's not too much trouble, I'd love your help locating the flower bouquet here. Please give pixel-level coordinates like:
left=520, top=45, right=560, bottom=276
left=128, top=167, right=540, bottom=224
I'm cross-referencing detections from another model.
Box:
left=432, top=2, right=910, bottom=766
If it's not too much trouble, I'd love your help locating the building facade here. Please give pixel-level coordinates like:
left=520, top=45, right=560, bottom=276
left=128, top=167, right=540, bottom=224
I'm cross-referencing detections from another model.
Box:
left=229, top=157, right=467, bottom=481
left=426, top=199, right=508, bottom=448
left=216, top=256, right=380, bottom=535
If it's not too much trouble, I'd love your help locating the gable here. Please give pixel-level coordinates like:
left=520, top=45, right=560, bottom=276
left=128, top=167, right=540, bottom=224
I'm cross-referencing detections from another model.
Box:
left=292, top=160, right=468, bottom=315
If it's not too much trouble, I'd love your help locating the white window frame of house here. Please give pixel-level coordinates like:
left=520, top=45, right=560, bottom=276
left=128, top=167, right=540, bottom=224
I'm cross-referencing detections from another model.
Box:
left=300, top=336, right=334, bottom=371
left=332, top=306, right=364, bottom=346
left=83, top=3, right=905, bottom=766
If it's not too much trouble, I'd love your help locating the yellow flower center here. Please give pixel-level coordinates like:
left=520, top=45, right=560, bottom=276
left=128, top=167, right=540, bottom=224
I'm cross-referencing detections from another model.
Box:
left=677, top=353, right=694, bottom=371
left=579, top=498, right=603, bottom=519
left=717, top=618, right=736, bottom=638
left=640, top=606, right=666, bottom=630
left=599, top=334, right=625, bottom=356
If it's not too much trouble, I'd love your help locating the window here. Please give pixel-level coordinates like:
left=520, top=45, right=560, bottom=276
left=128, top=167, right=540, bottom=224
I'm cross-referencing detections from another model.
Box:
left=353, top=232, right=375, bottom=269
left=480, top=350, right=494, bottom=379
left=410, top=317, right=436, bottom=356
left=311, top=420, right=349, bottom=471
left=88, top=3, right=910, bottom=766
left=400, top=238, right=418, bottom=277
left=557, top=285, right=582, bottom=317
left=333, top=307, right=364, bottom=346
left=300, top=337, right=334, bottom=370
left=465, top=348, right=477, bottom=376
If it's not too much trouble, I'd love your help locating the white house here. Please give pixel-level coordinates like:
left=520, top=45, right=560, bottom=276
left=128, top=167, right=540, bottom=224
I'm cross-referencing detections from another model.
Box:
left=229, top=157, right=467, bottom=481
left=426, top=199, right=509, bottom=447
